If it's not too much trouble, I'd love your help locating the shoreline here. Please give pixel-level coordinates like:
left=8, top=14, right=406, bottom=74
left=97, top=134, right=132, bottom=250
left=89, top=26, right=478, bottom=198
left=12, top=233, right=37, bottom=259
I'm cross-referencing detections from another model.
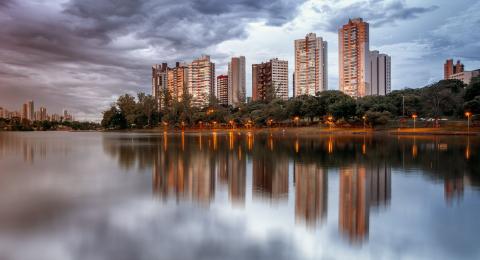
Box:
left=99, top=126, right=480, bottom=136
left=2, top=126, right=479, bottom=136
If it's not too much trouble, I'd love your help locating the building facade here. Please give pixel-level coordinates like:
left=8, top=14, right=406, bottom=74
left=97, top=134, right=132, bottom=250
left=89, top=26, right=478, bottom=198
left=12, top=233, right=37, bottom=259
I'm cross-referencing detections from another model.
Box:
left=368, top=51, right=391, bottom=95
left=188, top=55, right=215, bottom=108
left=168, top=62, right=189, bottom=102
left=27, top=100, right=34, bottom=121
left=152, top=63, right=169, bottom=109
left=252, top=58, right=288, bottom=102
left=228, top=56, right=246, bottom=107
left=444, top=59, right=464, bottom=80
left=216, top=75, right=229, bottom=105
left=339, top=18, right=370, bottom=98
left=294, top=33, right=328, bottom=96
left=449, top=70, right=480, bottom=85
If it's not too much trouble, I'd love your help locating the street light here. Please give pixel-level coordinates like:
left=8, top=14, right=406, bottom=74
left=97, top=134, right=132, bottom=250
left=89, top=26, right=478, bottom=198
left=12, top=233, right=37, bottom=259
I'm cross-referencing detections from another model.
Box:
left=267, top=119, right=273, bottom=127
left=465, top=112, right=472, bottom=134
left=412, top=114, right=417, bottom=130
left=229, top=120, right=234, bottom=129
left=328, top=116, right=333, bottom=131
left=362, top=115, right=367, bottom=131
left=294, top=116, right=300, bottom=127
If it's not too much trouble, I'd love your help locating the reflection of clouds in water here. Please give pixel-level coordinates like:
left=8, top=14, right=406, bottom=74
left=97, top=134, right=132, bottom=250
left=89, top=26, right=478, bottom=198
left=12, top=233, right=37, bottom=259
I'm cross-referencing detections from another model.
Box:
left=0, top=200, right=300, bottom=260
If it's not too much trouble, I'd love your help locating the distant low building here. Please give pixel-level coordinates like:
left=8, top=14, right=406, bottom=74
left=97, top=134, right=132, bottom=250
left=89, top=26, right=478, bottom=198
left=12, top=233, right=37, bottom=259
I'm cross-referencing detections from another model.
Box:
left=448, top=70, right=480, bottom=85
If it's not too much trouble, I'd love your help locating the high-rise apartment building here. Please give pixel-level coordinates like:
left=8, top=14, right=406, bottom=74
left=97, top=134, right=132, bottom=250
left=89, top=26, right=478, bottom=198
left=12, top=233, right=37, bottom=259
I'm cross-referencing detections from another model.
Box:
left=152, top=62, right=189, bottom=109
left=339, top=18, right=370, bottom=98
left=228, top=56, right=246, bottom=107
left=168, top=62, right=189, bottom=102
left=21, top=103, right=28, bottom=120
left=152, top=63, right=169, bottom=109
left=188, top=55, right=215, bottom=108
left=294, top=33, right=328, bottom=96
left=216, top=75, right=229, bottom=105
left=444, top=59, right=464, bottom=80
left=27, top=100, right=34, bottom=121
left=40, top=107, right=47, bottom=121
left=252, top=58, right=288, bottom=102
left=368, top=51, right=391, bottom=95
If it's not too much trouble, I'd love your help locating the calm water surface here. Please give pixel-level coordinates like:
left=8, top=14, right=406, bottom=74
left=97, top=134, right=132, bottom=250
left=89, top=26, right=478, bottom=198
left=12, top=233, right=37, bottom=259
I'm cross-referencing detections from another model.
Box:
left=0, top=131, right=479, bottom=260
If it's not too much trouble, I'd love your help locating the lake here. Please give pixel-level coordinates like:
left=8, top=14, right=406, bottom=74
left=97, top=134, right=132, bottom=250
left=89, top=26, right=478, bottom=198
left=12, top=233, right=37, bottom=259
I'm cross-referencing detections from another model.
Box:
left=0, top=131, right=479, bottom=260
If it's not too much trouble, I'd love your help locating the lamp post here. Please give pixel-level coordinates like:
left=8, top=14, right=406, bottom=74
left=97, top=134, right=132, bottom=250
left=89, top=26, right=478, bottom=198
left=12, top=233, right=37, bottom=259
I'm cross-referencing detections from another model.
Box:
left=412, top=114, right=417, bottom=130
left=362, top=115, right=367, bottom=131
left=465, top=112, right=472, bottom=134
left=294, top=116, right=299, bottom=127
left=328, top=116, right=333, bottom=131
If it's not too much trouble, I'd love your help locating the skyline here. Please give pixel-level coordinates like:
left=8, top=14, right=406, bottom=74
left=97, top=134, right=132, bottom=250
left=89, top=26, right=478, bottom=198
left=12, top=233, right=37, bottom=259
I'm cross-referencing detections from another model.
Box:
left=0, top=0, right=479, bottom=120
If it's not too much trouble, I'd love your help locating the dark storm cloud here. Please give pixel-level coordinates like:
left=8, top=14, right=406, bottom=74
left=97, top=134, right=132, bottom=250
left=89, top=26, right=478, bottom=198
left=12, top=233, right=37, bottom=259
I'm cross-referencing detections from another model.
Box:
left=0, top=0, right=306, bottom=120
left=316, top=0, right=438, bottom=32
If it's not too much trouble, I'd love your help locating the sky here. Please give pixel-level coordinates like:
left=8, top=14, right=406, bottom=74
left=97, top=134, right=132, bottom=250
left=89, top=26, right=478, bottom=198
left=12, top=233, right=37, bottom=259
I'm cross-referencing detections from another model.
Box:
left=0, top=0, right=479, bottom=121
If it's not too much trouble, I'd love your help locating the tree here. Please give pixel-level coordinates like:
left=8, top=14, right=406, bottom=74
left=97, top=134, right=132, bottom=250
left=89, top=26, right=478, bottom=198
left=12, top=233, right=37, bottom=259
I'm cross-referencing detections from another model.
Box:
left=465, top=78, right=480, bottom=102
left=117, top=94, right=136, bottom=128
left=464, top=96, right=480, bottom=115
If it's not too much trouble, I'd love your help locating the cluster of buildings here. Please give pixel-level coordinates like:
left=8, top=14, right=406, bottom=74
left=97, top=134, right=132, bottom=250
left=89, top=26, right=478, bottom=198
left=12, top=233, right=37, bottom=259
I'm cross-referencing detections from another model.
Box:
left=444, top=59, right=480, bottom=85
left=152, top=18, right=392, bottom=108
left=0, top=100, right=73, bottom=122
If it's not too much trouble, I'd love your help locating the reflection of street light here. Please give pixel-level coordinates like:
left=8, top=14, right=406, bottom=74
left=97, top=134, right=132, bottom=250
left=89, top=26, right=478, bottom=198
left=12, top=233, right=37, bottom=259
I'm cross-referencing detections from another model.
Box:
left=362, top=115, right=367, bottom=131
left=465, top=112, right=472, bottom=134
left=412, top=114, right=417, bottom=130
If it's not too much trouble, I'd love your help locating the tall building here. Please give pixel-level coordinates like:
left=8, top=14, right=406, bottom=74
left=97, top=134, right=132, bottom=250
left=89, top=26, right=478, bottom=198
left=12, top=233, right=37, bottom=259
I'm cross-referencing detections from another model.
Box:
left=216, top=75, right=229, bottom=106
left=39, top=107, right=47, bottom=121
left=294, top=33, right=328, bottom=96
left=0, top=107, right=4, bottom=118
left=152, top=63, right=169, bottom=109
left=21, top=103, right=28, bottom=120
left=188, top=55, right=215, bottom=108
left=368, top=51, right=391, bottom=95
left=339, top=18, right=370, bottom=98
left=27, top=100, right=34, bottom=121
left=444, top=59, right=464, bottom=79
left=168, top=62, right=189, bottom=102
left=228, top=56, right=246, bottom=107
left=252, top=58, right=288, bottom=102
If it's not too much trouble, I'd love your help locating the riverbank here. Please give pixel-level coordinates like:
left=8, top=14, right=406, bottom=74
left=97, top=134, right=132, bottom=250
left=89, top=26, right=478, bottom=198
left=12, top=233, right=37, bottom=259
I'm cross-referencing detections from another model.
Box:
left=112, top=125, right=480, bottom=136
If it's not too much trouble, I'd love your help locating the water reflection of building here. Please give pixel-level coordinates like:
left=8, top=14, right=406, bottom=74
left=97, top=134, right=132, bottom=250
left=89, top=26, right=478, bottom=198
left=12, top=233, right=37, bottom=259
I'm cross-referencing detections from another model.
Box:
left=152, top=139, right=215, bottom=205
left=339, top=163, right=392, bottom=243
left=444, top=177, right=464, bottom=205
left=368, top=163, right=391, bottom=209
left=294, top=162, right=328, bottom=228
left=252, top=154, right=289, bottom=202
left=339, top=166, right=369, bottom=242
left=228, top=152, right=246, bottom=206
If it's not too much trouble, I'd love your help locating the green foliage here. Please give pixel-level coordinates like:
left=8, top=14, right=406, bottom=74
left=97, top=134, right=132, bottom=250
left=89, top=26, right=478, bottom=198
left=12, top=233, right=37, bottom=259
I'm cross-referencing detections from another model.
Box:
left=101, top=79, right=476, bottom=129
left=365, top=111, right=392, bottom=127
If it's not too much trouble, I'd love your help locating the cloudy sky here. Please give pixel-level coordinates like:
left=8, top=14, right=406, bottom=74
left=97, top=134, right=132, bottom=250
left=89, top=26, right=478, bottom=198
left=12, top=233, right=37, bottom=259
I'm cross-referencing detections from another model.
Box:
left=0, top=0, right=479, bottom=121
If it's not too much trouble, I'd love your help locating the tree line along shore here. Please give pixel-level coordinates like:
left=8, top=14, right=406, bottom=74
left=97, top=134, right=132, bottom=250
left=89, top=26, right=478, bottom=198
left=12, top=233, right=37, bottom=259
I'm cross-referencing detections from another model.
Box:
left=101, top=78, right=480, bottom=131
